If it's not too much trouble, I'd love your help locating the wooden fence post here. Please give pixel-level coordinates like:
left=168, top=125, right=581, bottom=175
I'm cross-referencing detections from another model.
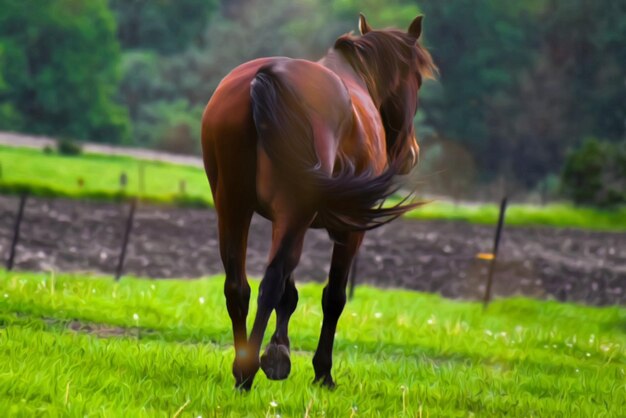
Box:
left=6, top=193, right=28, bottom=271
left=115, top=198, right=137, bottom=281
left=483, top=197, right=508, bottom=308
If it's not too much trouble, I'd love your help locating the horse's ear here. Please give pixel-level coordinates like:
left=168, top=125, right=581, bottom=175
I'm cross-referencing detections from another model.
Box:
left=408, top=15, right=424, bottom=40
left=359, top=13, right=372, bottom=35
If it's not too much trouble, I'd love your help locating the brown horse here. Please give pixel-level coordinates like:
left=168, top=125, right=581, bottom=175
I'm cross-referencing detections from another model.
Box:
left=201, top=14, right=436, bottom=390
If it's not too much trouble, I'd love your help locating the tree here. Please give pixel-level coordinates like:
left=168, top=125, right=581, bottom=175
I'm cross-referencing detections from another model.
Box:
left=561, top=139, right=626, bottom=207
left=110, top=0, right=217, bottom=54
left=0, top=0, right=130, bottom=143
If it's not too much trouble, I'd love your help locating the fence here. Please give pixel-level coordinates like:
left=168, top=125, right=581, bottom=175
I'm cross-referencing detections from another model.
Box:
left=4, top=193, right=509, bottom=307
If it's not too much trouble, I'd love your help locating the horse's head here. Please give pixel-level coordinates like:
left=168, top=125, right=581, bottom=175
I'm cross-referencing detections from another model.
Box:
left=335, top=15, right=437, bottom=174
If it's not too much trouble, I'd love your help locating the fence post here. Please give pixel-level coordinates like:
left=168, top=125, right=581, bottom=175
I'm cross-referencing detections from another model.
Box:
left=6, top=193, right=28, bottom=271
left=115, top=198, right=137, bottom=281
left=348, top=253, right=359, bottom=300
left=483, top=197, right=508, bottom=308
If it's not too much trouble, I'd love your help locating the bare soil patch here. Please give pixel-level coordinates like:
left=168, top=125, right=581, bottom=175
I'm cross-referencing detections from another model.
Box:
left=1, top=195, right=624, bottom=305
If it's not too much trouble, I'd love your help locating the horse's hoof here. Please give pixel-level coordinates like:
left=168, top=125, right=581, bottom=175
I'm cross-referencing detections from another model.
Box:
left=260, top=343, right=291, bottom=380
left=233, top=356, right=259, bottom=390
left=313, top=374, right=336, bottom=389
left=235, top=379, right=253, bottom=392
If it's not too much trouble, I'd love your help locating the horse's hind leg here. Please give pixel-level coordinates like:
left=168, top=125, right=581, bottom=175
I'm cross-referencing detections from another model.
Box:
left=260, top=273, right=298, bottom=380
left=241, top=212, right=313, bottom=389
left=313, top=230, right=364, bottom=388
left=216, top=199, right=254, bottom=388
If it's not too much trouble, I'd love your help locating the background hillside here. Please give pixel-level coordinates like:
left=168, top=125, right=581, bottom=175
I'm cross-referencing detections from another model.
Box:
left=1, top=0, right=624, bottom=200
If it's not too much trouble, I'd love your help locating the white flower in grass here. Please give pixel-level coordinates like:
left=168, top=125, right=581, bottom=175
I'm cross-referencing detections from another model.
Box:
left=374, top=312, right=382, bottom=319
left=270, top=400, right=278, bottom=408
left=133, top=313, right=139, bottom=321
left=3, top=293, right=8, bottom=298
left=199, top=297, right=205, bottom=304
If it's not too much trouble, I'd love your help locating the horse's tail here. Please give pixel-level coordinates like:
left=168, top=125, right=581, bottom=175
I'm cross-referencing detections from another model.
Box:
left=250, top=66, right=422, bottom=232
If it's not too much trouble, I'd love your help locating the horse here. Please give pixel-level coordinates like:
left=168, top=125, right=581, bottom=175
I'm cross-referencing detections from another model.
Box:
left=201, top=14, right=436, bottom=390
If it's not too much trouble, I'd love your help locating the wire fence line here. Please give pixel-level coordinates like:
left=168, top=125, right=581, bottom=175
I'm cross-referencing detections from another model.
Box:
left=3, top=193, right=509, bottom=306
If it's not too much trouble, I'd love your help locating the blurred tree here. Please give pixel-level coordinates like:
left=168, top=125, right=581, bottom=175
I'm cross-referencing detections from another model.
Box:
left=118, top=51, right=170, bottom=123
left=540, top=0, right=626, bottom=144
left=0, top=0, right=130, bottom=143
left=561, top=138, right=626, bottom=207
left=0, top=43, right=21, bottom=128
left=133, top=100, right=204, bottom=154
left=416, top=0, right=626, bottom=188
left=332, top=0, right=421, bottom=28
left=417, top=1, right=536, bottom=175
left=163, top=0, right=347, bottom=108
left=110, top=0, right=217, bottom=54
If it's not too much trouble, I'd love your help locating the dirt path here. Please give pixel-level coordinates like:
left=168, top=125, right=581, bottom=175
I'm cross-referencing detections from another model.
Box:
left=1, top=195, right=624, bottom=305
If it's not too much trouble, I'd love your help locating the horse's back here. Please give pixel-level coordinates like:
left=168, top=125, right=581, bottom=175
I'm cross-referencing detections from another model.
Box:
left=202, top=56, right=353, bottom=215
left=201, top=58, right=275, bottom=203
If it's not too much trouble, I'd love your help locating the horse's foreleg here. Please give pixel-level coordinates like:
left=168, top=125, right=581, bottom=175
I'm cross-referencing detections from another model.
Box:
left=312, top=230, right=364, bottom=388
left=242, top=215, right=311, bottom=389
left=260, top=273, right=298, bottom=380
left=217, top=206, right=253, bottom=389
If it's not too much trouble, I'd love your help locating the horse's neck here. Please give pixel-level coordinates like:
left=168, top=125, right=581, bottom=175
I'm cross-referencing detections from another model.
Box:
left=319, top=50, right=373, bottom=103
left=319, top=50, right=388, bottom=174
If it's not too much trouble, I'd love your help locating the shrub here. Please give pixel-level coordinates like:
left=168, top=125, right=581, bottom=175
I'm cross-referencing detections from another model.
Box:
left=56, top=138, right=83, bottom=156
left=561, top=138, right=626, bottom=207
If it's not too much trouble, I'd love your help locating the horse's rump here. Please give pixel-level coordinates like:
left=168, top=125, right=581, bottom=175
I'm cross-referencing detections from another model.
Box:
left=250, top=63, right=422, bottom=232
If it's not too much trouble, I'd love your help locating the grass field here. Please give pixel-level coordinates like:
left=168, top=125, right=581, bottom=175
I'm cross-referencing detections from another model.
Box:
left=0, top=146, right=213, bottom=207
left=2, top=145, right=626, bottom=230
left=1, top=270, right=624, bottom=416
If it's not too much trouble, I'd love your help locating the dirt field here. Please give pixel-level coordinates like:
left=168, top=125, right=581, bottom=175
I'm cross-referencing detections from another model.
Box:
left=1, top=195, right=624, bottom=305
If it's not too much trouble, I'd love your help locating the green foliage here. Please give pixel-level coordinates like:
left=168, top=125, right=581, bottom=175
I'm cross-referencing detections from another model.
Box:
left=418, top=0, right=626, bottom=186
left=2, top=0, right=625, bottom=193
left=561, top=139, right=626, bottom=207
left=56, top=138, right=82, bottom=156
left=0, top=0, right=130, bottom=143
left=134, top=100, right=205, bottom=155
left=109, top=0, right=217, bottom=54
left=1, top=270, right=625, bottom=416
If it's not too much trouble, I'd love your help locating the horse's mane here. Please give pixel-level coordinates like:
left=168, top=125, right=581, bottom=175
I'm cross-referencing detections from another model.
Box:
left=333, top=30, right=437, bottom=105
left=334, top=29, right=437, bottom=163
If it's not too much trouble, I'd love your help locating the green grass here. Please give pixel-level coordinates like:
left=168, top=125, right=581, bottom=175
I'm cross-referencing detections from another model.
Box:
left=0, top=145, right=213, bottom=206
left=405, top=200, right=626, bottom=231
left=1, top=270, right=625, bottom=417
left=2, top=145, right=625, bottom=230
